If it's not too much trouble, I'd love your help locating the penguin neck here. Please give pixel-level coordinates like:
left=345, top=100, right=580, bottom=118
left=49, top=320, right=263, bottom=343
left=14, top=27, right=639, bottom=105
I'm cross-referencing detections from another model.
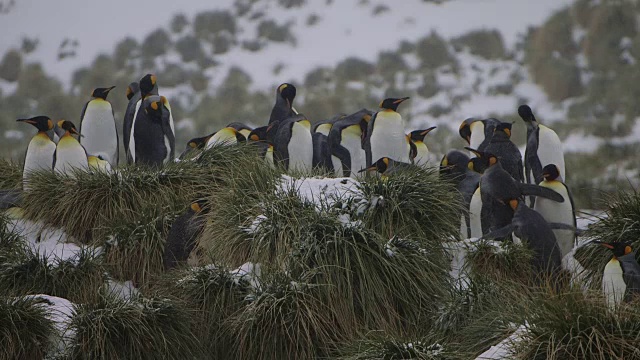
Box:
left=380, top=109, right=396, bottom=113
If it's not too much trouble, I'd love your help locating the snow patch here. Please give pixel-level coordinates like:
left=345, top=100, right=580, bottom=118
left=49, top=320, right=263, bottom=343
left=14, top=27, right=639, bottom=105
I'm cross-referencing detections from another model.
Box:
left=476, top=324, right=528, bottom=360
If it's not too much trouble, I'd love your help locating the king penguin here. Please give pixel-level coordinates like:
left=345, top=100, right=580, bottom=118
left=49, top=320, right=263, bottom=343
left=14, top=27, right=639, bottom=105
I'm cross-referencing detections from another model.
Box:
left=46, top=121, right=65, bottom=144
left=79, top=86, right=119, bottom=167
left=54, top=120, right=88, bottom=175
left=484, top=122, right=524, bottom=182
left=123, top=82, right=140, bottom=157
left=269, top=83, right=297, bottom=125
left=87, top=155, right=112, bottom=173
left=408, top=126, right=437, bottom=167
left=313, top=113, right=345, bottom=135
left=466, top=155, right=489, bottom=238
left=226, top=122, right=253, bottom=140
left=131, top=96, right=175, bottom=167
left=365, top=97, right=411, bottom=167
left=17, top=116, right=56, bottom=190
left=273, top=114, right=313, bottom=173
left=518, top=105, right=565, bottom=195
left=164, top=200, right=208, bottom=270
left=533, top=164, right=576, bottom=258
left=360, top=157, right=414, bottom=176
left=440, top=150, right=479, bottom=239
left=205, top=127, right=246, bottom=148
left=459, top=118, right=500, bottom=157
left=328, top=109, right=373, bottom=177
left=595, top=241, right=640, bottom=308
left=248, top=125, right=275, bottom=169
left=180, top=135, right=212, bottom=159
left=128, top=74, right=159, bottom=163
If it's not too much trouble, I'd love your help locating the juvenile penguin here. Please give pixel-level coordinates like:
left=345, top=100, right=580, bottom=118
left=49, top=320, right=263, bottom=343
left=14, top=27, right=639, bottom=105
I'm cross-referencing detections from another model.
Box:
left=87, top=155, right=112, bottom=173
left=533, top=164, right=576, bottom=258
left=131, top=96, right=175, bottom=167
left=123, top=82, right=140, bottom=156
left=164, top=200, right=208, bottom=270
left=269, top=83, right=297, bottom=125
left=483, top=122, right=524, bottom=182
left=595, top=241, right=640, bottom=308
left=365, top=97, right=411, bottom=167
left=328, top=109, right=373, bottom=177
left=441, top=150, right=479, bottom=239
left=79, top=86, right=119, bottom=167
left=54, top=120, right=88, bottom=175
left=17, top=116, right=56, bottom=189
left=408, top=126, right=437, bottom=167
left=459, top=117, right=500, bottom=157
left=518, top=105, right=565, bottom=191
left=360, top=157, right=414, bottom=176
left=483, top=199, right=563, bottom=280
left=205, top=127, right=246, bottom=148
left=273, top=114, right=313, bottom=172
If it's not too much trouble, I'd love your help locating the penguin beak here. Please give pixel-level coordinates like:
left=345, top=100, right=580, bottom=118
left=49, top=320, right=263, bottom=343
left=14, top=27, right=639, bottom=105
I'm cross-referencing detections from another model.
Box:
left=105, top=86, right=116, bottom=93
left=594, top=241, right=614, bottom=250
left=393, top=97, right=410, bottom=104
left=421, top=126, right=437, bottom=136
left=16, top=119, right=36, bottom=125
left=359, top=166, right=377, bottom=173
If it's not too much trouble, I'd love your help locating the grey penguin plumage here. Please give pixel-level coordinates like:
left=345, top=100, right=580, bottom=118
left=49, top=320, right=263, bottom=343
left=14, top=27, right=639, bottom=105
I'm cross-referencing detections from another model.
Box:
left=328, top=108, right=373, bottom=177
left=360, top=157, right=414, bottom=176
left=483, top=122, right=524, bottom=182
left=131, top=96, right=175, bottom=167
left=483, top=199, right=563, bottom=280
left=365, top=97, right=411, bottom=167
left=163, top=200, right=208, bottom=270
left=594, top=241, right=640, bottom=307
left=54, top=120, right=88, bottom=175
left=440, top=150, right=480, bottom=239
left=273, top=114, right=313, bottom=172
left=17, top=116, right=56, bottom=190
left=79, top=86, right=119, bottom=167
left=269, top=83, right=297, bottom=125
left=123, top=82, right=140, bottom=157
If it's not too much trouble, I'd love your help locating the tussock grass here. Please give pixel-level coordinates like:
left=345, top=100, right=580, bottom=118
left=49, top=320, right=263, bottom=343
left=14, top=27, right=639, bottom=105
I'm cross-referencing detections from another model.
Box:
left=0, top=212, right=25, bottom=264
left=516, top=291, right=640, bottom=360
left=0, top=296, right=56, bottom=360
left=154, top=264, right=251, bottom=357
left=67, top=292, right=202, bottom=360
left=21, top=144, right=262, bottom=243
left=465, top=240, right=534, bottom=284
left=0, top=159, right=23, bottom=189
left=355, top=166, right=462, bottom=243
left=337, top=332, right=450, bottom=360
left=576, top=190, right=640, bottom=285
left=0, top=247, right=104, bottom=303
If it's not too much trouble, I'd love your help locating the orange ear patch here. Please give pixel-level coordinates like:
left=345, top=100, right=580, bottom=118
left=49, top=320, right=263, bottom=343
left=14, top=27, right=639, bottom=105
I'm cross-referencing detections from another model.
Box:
left=509, top=199, right=518, bottom=210
left=489, top=156, right=497, bottom=166
left=382, top=158, right=389, bottom=166
left=151, top=102, right=159, bottom=110
left=625, top=245, right=633, bottom=255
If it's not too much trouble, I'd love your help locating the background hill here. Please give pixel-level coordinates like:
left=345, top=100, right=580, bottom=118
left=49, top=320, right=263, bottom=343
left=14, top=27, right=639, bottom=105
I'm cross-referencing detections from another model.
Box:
left=0, top=0, right=638, bottom=208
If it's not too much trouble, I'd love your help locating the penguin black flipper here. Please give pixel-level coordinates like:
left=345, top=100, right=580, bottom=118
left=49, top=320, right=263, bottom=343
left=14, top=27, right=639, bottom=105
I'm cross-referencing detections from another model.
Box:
left=161, top=103, right=176, bottom=161
left=332, top=143, right=352, bottom=176
left=274, top=118, right=294, bottom=169
left=312, top=132, right=332, bottom=172
left=78, top=101, right=89, bottom=136
left=519, top=183, right=564, bottom=203
left=364, top=112, right=378, bottom=166
left=480, top=224, right=515, bottom=241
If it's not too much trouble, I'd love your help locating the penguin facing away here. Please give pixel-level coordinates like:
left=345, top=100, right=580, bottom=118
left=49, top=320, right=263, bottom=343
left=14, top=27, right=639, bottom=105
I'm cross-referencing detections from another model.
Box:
left=365, top=97, right=411, bottom=167
left=594, top=241, right=640, bottom=308
left=128, top=74, right=160, bottom=163
left=164, top=200, right=209, bottom=270
left=54, top=120, right=88, bottom=175
left=483, top=122, right=524, bottom=182
left=408, top=126, right=437, bottom=167
left=79, top=86, right=119, bottom=167
left=131, top=96, right=174, bottom=167
left=123, top=82, right=140, bottom=157
left=533, top=164, right=576, bottom=258
left=17, top=116, right=56, bottom=190
left=518, top=105, right=565, bottom=189
left=269, top=83, right=297, bottom=125
left=328, top=109, right=373, bottom=177
left=273, top=114, right=313, bottom=173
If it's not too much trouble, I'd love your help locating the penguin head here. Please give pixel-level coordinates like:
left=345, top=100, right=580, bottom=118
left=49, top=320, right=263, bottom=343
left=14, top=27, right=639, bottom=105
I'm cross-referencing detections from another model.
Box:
left=361, top=157, right=390, bottom=174
left=249, top=125, right=269, bottom=142
left=140, top=74, right=158, bottom=99
left=458, top=118, right=478, bottom=144
left=17, top=116, right=53, bottom=132
left=409, top=127, right=437, bottom=142
left=440, top=150, right=469, bottom=176
left=517, top=105, right=536, bottom=123
left=379, top=97, right=410, bottom=112
left=190, top=199, right=209, bottom=214
left=91, top=86, right=116, bottom=100
left=277, top=83, right=296, bottom=108
left=185, top=135, right=210, bottom=151
left=542, top=164, right=561, bottom=182
left=494, top=122, right=512, bottom=138
left=465, top=147, right=496, bottom=172
left=57, top=120, right=80, bottom=136
left=595, top=241, right=633, bottom=258
left=126, top=82, right=139, bottom=100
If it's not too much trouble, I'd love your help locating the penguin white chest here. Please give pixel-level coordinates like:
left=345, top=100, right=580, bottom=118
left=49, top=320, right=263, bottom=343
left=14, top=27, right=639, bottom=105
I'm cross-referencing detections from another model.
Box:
left=533, top=182, right=575, bottom=258
left=265, top=146, right=275, bottom=169
left=469, top=187, right=483, bottom=238
left=370, top=112, right=409, bottom=163
left=287, top=122, right=313, bottom=172
left=206, top=128, right=238, bottom=148
left=81, top=100, right=118, bottom=166
left=537, top=125, right=565, bottom=180
left=341, top=126, right=366, bottom=176
left=24, top=134, right=56, bottom=174
left=128, top=100, right=142, bottom=162
left=414, top=143, right=430, bottom=167
left=468, top=122, right=485, bottom=157
left=603, top=259, right=626, bottom=309
left=55, top=136, right=88, bottom=175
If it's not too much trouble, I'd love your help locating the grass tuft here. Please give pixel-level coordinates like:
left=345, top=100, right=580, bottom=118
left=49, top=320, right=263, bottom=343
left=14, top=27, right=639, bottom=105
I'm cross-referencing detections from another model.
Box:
left=0, top=159, right=23, bottom=189
left=0, top=296, right=56, bottom=360
left=465, top=240, right=534, bottom=284
left=337, top=332, right=450, bottom=360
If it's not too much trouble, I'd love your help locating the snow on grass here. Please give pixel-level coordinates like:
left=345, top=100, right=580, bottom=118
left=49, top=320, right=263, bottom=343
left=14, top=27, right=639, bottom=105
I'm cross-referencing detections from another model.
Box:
left=104, top=279, right=139, bottom=301
left=24, top=294, right=75, bottom=357
left=475, top=323, right=528, bottom=360
left=278, top=175, right=360, bottom=210
left=6, top=216, right=88, bottom=262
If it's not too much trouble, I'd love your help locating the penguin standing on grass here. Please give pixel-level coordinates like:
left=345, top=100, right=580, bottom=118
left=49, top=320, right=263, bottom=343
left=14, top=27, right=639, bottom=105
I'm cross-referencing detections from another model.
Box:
left=54, top=120, right=88, bottom=175
left=409, top=126, right=437, bottom=167
left=131, top=96, right=175, bottom=167
left=164, top=200, right=208, bottom=270
left=17, top=116, right=56, bottom=189
left=123, top=82, right=140, bottom=156
left=273, top=114, right=313, bottom=173
left=328, top=109, right=373, bottom=177
left=79, top=86, right=118, bottom=167
left=365, top=97, right=411, bottom=167
left=594, top=241, right=640, bottom=308
left=269, top=83, right=297, bottom=125
left=518, top=105, right=565, bottom=199
left=128, top=74, right=160, bottom=163
left=533, top=164, right=576, bottom=258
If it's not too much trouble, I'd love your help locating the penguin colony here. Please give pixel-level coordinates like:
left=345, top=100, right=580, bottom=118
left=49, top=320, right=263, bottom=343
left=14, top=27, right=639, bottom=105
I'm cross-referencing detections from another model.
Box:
left=13, top=75, right=640, bottom=301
